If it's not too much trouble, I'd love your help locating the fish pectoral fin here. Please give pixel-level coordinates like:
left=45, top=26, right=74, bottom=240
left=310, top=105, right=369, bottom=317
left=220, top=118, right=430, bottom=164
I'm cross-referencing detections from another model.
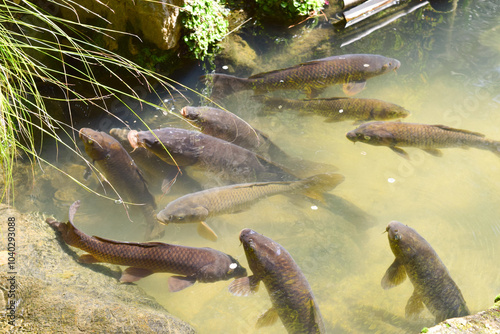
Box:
left=228, top=275, right=260, bottom=297
left=422, top=148, right=443, bottom=157
left=256, top=307, right=279, bottom=328
left=197, top=221, right=218, bottom=242
left=120, top=267, right=154, bottom=283
left=78, top=254, right=100, bottom=264
left=168, top=276, right=197, bottom=292
left=305, top=87, right=325, bottom=99
left=405, top=289, right=425, bottom=319
left=381, top=258, right=407, bottom=289
left=390, top=146, right=410, bottom=160
left=343, top=80, right=366, bottom=96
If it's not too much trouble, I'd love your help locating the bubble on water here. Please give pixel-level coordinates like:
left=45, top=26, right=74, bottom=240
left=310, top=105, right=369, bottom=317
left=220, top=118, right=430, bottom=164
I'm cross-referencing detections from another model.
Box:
left=361, top=151, right=367, bottom=156
left=311, top=205, right=318, bottom=210
left=222, top=65, right=229, bottom=70
left=388, top=178, right=396, bottom=183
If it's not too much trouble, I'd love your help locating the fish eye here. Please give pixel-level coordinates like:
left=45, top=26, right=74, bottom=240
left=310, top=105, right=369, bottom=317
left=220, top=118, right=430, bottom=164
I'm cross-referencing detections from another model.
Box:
left=176, top=216, right=185, bottom=221
left=364, top=135, right=371, bottom=140
left=87, top=139, right=93, bottom=145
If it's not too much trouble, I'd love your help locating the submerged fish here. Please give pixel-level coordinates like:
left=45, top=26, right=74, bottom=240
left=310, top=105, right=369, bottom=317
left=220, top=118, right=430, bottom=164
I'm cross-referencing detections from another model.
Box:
left=381, top=221, right=469, bottom=323
left=346, top=121, right=500, bottom=159
left=256, top=96, right=410, bottom=123
left=156, top=173, right=344, bottom=241
left=128, top=127, right=297, bottom=184
left=229, top=229, right=326, bottom=333
left=202, top=54, right=400, bottom=98
left=47, top=201, right=247, bottom=292
left=79, top=128, right=164, bottom=240
left=180, top=105, right=338, bottom=178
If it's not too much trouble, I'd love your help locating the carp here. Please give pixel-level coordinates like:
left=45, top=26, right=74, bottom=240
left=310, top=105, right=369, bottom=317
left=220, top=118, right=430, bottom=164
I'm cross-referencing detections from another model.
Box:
left=127, top=127, right=298, bottom=185
left=180, top=106, right=338, bottom=178
left=381, top=221, right=469, bottom=323
left=346, top=121, right=500, bottom=159
left=156, top=173, right=344, bottom=241
left=202, top=54, right=400, bottom=98
left=47, top=201, right=247, bottom=292
left=229, top=229, right=325, bottom=333
left=79, top=128, right=164, bottom=240
left=256, top=96, right=410, bottom=123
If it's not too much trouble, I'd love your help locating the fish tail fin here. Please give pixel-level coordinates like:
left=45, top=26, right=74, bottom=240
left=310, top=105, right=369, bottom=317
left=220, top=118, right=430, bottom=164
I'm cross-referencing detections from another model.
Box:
left=300, top=173, right=345, bottom=202
left=489, top=141, right=500, bottom=158
left=200, top=73, right=250, bottom=99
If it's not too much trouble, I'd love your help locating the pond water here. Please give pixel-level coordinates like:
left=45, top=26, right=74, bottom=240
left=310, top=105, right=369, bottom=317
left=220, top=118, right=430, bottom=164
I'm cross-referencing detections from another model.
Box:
left=11, top=0, right=500, bottom=333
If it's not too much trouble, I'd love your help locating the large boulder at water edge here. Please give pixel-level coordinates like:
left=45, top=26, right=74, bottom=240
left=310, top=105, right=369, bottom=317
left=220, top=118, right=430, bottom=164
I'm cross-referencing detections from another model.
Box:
left=0, top=204, right=195, bottom=333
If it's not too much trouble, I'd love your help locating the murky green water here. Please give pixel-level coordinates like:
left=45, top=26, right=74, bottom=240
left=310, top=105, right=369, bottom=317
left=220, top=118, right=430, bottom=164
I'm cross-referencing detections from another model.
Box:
left=11, top=1, right=500, bottom=333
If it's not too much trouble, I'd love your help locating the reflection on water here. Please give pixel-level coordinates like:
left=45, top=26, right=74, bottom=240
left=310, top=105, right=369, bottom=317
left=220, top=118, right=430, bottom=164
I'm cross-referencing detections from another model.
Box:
left=11, top=0, right=500, bottom=333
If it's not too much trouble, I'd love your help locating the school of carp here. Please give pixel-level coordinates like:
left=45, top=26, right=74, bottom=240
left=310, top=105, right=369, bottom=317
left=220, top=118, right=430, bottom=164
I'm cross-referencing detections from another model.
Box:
left=47, top=53, right=499, bottom=333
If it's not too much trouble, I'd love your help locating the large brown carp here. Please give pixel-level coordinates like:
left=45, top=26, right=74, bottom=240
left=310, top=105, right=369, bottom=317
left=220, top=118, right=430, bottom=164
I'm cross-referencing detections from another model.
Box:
left=180, top=106, right=338, bottom=177
left=127, top=127, right=298, bottom=184
left=346, top=121, right=500, bottom=159
left=229, top=229, right=326, bottom=333
left=202, top=54, right=400, bottom=98
left=156, top=173, right=344, bottom=241
left=256, top=96, right=410, bottom=123
left=79, top=128, right=164, bottom=240
left=47, top=201, right=247, bottom=292
left=381, top=221, right=469, bottom=323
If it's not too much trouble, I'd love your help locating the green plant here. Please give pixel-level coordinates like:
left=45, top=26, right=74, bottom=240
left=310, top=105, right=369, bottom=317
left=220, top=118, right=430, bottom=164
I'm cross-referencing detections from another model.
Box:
left=0, top=1, right=187, bottom=205
left=181, top=0, right=230, bottom=60
left=255, top=0, right=325, bottom=21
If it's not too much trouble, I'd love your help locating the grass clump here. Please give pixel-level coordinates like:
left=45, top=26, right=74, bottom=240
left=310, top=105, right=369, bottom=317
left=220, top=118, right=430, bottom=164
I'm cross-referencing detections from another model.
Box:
left=0, top=1, right=185, bottom=205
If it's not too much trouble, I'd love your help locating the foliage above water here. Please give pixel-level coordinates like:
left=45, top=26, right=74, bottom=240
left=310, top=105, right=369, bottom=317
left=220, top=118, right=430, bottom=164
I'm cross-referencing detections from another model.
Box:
left=181, top=0, right=230, bottom=60
left=0, top=1, right=182, bottom=204
left=251, top=0, right=325, bottom=23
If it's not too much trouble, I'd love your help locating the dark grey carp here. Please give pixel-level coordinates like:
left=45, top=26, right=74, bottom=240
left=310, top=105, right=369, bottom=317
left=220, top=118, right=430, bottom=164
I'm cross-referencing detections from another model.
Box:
left=202, top=54, right=400, bottom=98
left=128, top=127, right=298, bottom=184
left=79, top=128, right=164, bottom=240
left=229, top=229, right=326, bottom=333
left=256, top=96, right=410, bottom=123
left=346, top=121, right=500, bottom=159
left=381, top=221, right=469, bottom=323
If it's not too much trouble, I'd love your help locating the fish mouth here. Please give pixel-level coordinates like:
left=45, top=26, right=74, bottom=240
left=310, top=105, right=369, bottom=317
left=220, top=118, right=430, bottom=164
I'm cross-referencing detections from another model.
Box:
left=180, top=107, right=188, bottom=117
left=387, top=221, right=402, bottom=241
left=239, top=228, right=256, bottom=244
left=127, top=130, right=140, bottom=150
left=346, top=131, right=358, bottom=142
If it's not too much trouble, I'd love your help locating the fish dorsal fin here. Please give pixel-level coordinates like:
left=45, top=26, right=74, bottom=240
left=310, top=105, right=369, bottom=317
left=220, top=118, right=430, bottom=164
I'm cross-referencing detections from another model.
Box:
left=256, top=307, right=279, bottom=328
left=381, top=258, right=407, bottom=289
left=433, top=125, right=485, bottom=137
left=92, top=235, right=169, bottom=248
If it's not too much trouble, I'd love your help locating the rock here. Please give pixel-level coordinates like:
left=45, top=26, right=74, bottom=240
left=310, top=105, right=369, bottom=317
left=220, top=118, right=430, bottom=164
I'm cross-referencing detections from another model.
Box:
left=54, top=0, right=184, bottom=51
left=424, top=302, right=500, bottom=333
left=0, top=204, right=195, bottom=333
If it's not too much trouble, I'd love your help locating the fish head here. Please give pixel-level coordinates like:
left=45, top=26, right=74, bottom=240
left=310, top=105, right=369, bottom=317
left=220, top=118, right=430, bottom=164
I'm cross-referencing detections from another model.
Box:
left=380, top=58, right=401, bottom=73
left=133, top=128, right=201, bottom=166
left=346, top=122, right=396, bottom=146
left=180, top=106, right=202, bottom=122
left=386, top=221, right=425, bottom=260
left=239, top=228, right=285, bottom=275
left=197, top=252, right=248, bottom=283
left=373, top=106, right=410, bottom=121
left=79, top=128, right=115, bottom=161
left=157, top=205, right=209, bottom=225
